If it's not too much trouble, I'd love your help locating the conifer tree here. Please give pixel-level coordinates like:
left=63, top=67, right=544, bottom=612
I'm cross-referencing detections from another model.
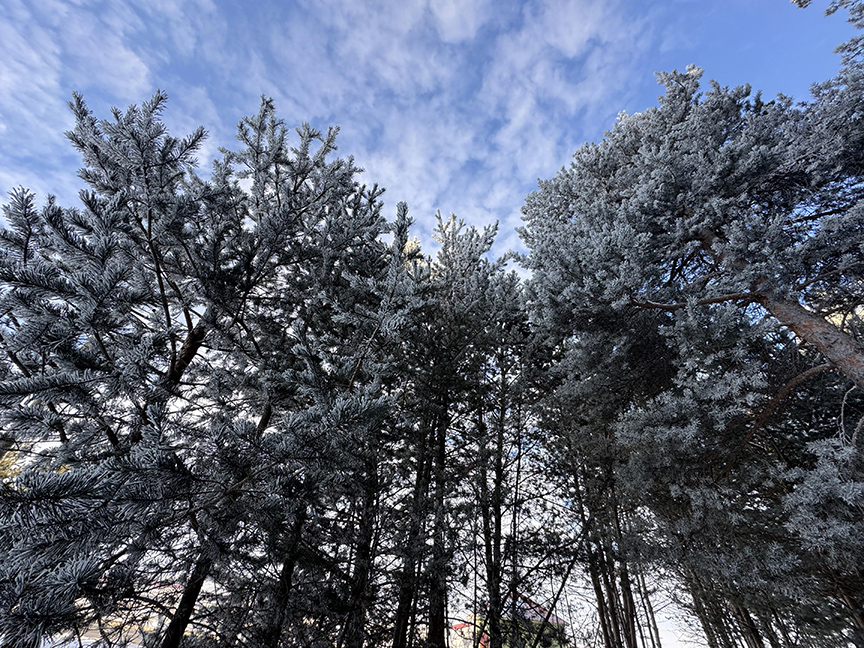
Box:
left=387, top=214, right=500, bottom=648
left=0, top=93, right=397, bottom=648
left=521, top=39, right=864, bottom=648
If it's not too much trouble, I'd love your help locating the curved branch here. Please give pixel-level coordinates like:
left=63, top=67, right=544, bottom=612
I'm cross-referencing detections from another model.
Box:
left=722, top=363, right=836, bottom=476
left=759, top=291, right=864, bottom=390
left=629, top=292, right=758, bottom=311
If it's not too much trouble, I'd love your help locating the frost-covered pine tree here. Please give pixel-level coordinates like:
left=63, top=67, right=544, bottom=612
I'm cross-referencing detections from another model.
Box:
left=385, top=213, right=502, bottom=648
left=521, top=32, right=864, bottom=648
left=0, top=93, right=400, bottom=648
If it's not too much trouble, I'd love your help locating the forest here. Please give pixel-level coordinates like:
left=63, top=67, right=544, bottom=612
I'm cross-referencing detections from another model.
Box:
left=0, top=3, right=863, bottom=648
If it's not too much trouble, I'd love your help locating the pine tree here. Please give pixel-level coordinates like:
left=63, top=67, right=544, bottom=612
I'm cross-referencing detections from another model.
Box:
left=0, top=93, right=398, bottom=648
left=521, top=48, right=864, bottom=648
left=387, top=214, right=501, bottom=648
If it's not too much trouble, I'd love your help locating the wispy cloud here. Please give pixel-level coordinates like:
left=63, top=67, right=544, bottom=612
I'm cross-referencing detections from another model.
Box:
left=0, top=0, right=853, bottom=258
left=429, top=0, right=492, bottom=42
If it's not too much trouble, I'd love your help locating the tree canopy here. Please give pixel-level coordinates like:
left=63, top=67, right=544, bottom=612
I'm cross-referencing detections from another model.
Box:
left=1, top=8, right=863, bottom=648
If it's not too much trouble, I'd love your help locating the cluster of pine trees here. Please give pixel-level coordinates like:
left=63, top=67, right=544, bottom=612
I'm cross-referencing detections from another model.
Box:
left=1, top=4, right=863, bottom=648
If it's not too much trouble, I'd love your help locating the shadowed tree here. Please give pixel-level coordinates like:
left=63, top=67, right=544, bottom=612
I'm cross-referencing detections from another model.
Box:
left=0, top=93, right=398, bottom=648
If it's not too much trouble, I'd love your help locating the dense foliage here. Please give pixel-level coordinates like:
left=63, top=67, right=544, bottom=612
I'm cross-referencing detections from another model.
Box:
left=1, top=5, right=863, bottom=648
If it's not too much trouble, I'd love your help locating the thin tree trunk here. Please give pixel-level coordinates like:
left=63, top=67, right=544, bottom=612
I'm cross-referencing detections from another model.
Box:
left=690, top=585, right=720, bottom=648
left=610, top=500, right=637, bottom=648
left=428, top=413, right=449, bottom=648
left=729, top=603, right=764, bottom=648
left=161, top=401, right=270, bottom=648
left=159, top=552, right=213, bottom=648
left=586, top=547, right=615, bottom=648
left=393, top=570, right=418, bottom=648
left=343, top=463, right=380, bottom=648
left=409, top=586, right=420, bottom=648
left=636, top=568, right=662, bottom=648
left=756, top=612, right=782, bottom=648
left=598, top=544, right=624, bottom=648
left=618, top=561, right=639, bottom=648
left=479, top=405, right=505, bottom=648
left=571, top=467, right=615, bottom=648
left=262, top=508, right=306, bottom=648
left=509, top=419, right=524, bottom=648
left=770, top=610, right=793, bottom=648
left=687, top=572, right=736, bottom=648
left=393, top=427, right=434, bottom=648
left=833, top=581, right=864, bottom=647
left=526, top=551, right=580, bottom=648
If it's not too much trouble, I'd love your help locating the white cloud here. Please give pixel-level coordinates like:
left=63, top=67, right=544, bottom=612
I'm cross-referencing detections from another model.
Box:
left=0, top=1, right=78, bottom=203
left=137, top=0, right=224, bottom=58
left=0, top=0, right=655, bottom=258
left=0, top=0, right=236, bottom=203
left=429, top=0, right=492, bottom=42
left=538, top=0, right=610, bottom=58
left=451, top=0, right=652, bottom=255
left=30, top=0, right=152, bottom=100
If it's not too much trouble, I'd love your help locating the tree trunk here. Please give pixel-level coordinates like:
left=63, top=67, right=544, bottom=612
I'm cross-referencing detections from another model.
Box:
left=636, top=568, right=662, bottom=648
left=598, top=543, right=624, bottom=648
left=479, top=405, right=505, bottom=648
left=159, top=553, right=213, bottom=648
left=262, top=508, right=306, bottom=648
left=509, top=420, right=524, bottom=648
left=428, top=414, right=449, bottom=648
left=756, top=612, right=782, bottom=648
left=759, top=291, right=864, bottom=390
left=571, top=468, right=615, bottom=648
left=342, top=463, right=379, bottom=648
left=393, top=571, right=418, bottom=648
left=686, top=572, right=736, bottom=648
left=393, top=430, right=434, bottom=648
left=729, top=603, right=764, bottom=648
left=610, top=500, right=637, bottom=648
left=617, top=561, right=639, bottom=648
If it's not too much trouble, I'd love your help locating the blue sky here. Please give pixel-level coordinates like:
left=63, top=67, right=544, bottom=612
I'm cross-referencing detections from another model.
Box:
left=0, top=0, right=856, bottom=257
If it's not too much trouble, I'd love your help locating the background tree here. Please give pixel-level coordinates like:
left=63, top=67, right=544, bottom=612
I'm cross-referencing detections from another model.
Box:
left=386, top=214, right=501, bottom=648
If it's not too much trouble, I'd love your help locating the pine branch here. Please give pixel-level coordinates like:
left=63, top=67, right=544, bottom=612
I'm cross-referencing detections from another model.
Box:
left=629, top=292, right=758, bottom=311
left=166, top=318, right=206, bottom=386
left=722, top=363, right=836, bottom=476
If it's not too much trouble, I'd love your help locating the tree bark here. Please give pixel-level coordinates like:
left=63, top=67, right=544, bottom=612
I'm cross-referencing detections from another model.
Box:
left=686, top=572, right=736, bottom=648
left=262, top=507, right=306, bottom=648
left=167, top=318, right=207, bottom=386
left=729, top=603, right=765, bottom=648
left=342, top=462, right=379, bottom=648
left=609, top=497, right=638, bottom=648
left=636, top=568, right=662, bottom=648
left=393, top=429, right=434, bottom=648
left=428, top=412, right=449, bottom=648
left=617, top=561, right=639, bottom=648
left=598, top=543, right=624, bottom=648
left=392, top=571, right=417, bottom=648
left=759, top=291, right=864, bottom=391
left=479, top=407, right=505, bottom=648
left=159, top=552, right=213, bottom=648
